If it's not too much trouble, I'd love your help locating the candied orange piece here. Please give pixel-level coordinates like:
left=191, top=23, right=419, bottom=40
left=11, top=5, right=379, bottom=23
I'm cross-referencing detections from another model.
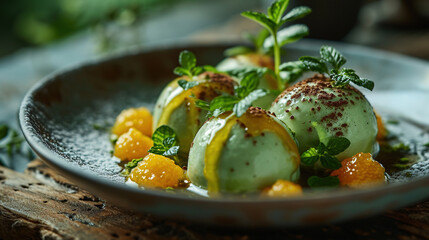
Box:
left=374, top=111, right=387, bottom=141
left=129, top=153, right=184, bottom=188
left=330, top=152, right=386, bottom=188
left=262, top=180, right=303, bottom=197
left=112, top=107, right=153, bottom=137
left=114, top=128, right=153, bottom=161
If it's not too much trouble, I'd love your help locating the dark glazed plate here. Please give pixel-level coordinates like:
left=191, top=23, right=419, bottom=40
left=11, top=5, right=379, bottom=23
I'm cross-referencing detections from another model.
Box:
left=19, top=40, right=429, bottom=227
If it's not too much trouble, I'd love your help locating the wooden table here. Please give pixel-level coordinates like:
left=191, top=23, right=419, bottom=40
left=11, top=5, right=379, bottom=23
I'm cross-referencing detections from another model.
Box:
left=1, top=160, right=429, bottom=240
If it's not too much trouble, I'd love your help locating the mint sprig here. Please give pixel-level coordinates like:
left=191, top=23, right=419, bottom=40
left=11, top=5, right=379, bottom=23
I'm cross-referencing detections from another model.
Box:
left=307, top=176, right=340, bottom=188
left=241, top=0, right=311, bottom=90
left=279, top=61, right=307, bottom=84
left=195, top=71, right=267, bottom=118
left=299, top=46, right=375, bottom=91
left=173, top=50, right=204, bottom=78
left=301, top=137, right=350, bottom=170
left=148, top=125, right=181, bottom=165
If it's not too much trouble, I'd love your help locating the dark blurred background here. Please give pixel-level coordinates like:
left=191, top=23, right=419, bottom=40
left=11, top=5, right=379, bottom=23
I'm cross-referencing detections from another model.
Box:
left=1, top=0, right=429, bottom=58
left=0, top=0, right=428, bottom=171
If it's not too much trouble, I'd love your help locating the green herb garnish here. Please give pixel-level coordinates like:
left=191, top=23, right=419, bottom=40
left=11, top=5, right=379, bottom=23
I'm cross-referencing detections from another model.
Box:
left=173, top=50, right=205, bottom=79
left=178, top=79, right=199, bottom=90
left=195, top=71, right=267, bottom=118
left=0, top=124, right=34, bottom=166
left=279, top=61, right=307, bottom=84
left=92, top=121, right=111, bottom=131
left=386, top=120, right=399, bottom=125
left=301, top=122, right=350, bottom=170
left=299, top=46, right=374, bottom=91
left=0, top=126, right=25, bottom=158
left=121, top=158, right=143, bottom=176
left=424, top=142, right=429, bottom=148
left=148, top=125, right=182, bottom=166
left=241, top=0, right=311, bottom=90
left=0, top=125, right=8, bottom=140
left=307, top=176, right=340, bottom=188
left=392, top=163, right=410, bottom=170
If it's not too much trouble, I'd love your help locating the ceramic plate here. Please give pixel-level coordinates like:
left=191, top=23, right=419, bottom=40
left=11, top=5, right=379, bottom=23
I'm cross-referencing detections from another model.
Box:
left=19, top=40, right=429, bottom=227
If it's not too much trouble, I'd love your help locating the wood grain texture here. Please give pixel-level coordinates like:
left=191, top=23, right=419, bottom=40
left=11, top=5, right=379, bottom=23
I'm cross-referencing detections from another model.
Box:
left=1, top=160, right=429, bottom=240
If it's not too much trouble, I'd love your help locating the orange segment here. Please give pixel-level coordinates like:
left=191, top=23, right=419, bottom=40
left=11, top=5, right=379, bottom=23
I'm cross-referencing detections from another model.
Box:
left=129, top=153, right=185, bottom=188
left=262, top=180, right=303, bottom=197
left=114, top=128, right=153, bottom=161
left=112, top=107, right=153, bottom=137
left=374, top=111, right=387, bottom=141
left=330, top=152, right=386, bottom=188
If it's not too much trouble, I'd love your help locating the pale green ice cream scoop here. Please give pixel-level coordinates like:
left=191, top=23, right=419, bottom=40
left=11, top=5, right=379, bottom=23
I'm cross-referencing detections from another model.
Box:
left=187, top=107, right=300, bottom=193
left=153, top=72, right=236, bottom=162
left=270, top=75, right=378, bottom=160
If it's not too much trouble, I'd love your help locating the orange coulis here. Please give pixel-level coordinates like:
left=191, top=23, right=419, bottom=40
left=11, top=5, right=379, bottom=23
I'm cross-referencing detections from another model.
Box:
left=129, top=153, right=186, bottom=188
left=262, top=180, right=303, bottom=197
left=331, top=152, right=386, bottom=188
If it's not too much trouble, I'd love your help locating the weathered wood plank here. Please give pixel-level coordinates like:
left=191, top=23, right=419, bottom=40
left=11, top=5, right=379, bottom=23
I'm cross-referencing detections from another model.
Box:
left=1, top=160, right=429, bottom=240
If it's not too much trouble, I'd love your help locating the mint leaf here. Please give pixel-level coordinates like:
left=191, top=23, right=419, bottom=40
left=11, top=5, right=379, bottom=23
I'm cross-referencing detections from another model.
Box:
left=209, top=96, right=238, bottom=116
left=174, top=50, right=210, bottom=78
left=148, top=125, right=181, bottom=165
left=192, top=66, right=205, bottom=76
left=173, top=67, right=191, bottom=77
left=122, top=158, right=144, bottom=176
left=0, top=125, right=8, bottom=140
left=301, top=148, right=319, bottom=165
left=268, top=0, right=290, bottom=23
left=279, top=61, right=305, bottom=72
left=326, top=137, right=350, bottom=155
left=264, top=24, right=309, bottom=48
left=236, top=71, right=260, bottom=98
left=178, top=79, right=199, bottom=90
left=224, top=46, right=254, bottom=57
left=203, top=65, right=221, bottom=73
left=146, top=145, right=165, bottom=155
left=179, top=50, right=196, bottom=70
left=151, top=125, right=177, bottom=146
left=241, top=11, right=276, bottom=33
left=320, top=154, right=342, bottom=170
left=307, top=176, right=339, bottom=188
left=299, top=56, right=328, bottom=74
left=163, top=137, right=177, bottom=148
left=227, top=66, right=271, bottom=79
left=281, top=6, right=312, bottom=23
left=320, top=46, right=346, bottom=71
left=233, top=89, right=267, bottom=117
left=300, top=46, right=374, bottom=91
left=352, top=78, right=375, bottom=91
left=331, top=68, right=374, bottom=91
left=279, top=61, right=306, bottom=84
left=195, top=99, right=210, bottom=110
left=163, top=146, right=180, bottom=157
left=277, top=24, right=309, bottom=46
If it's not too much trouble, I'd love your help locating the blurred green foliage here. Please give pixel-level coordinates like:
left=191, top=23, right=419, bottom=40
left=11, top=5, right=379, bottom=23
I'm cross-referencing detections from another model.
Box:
left=0, top=0, right=182, bottom=53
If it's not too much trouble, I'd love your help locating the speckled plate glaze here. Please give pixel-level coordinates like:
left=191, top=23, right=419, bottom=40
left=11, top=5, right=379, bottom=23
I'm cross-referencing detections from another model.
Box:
left=19, top=40, right=429, bottom=227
